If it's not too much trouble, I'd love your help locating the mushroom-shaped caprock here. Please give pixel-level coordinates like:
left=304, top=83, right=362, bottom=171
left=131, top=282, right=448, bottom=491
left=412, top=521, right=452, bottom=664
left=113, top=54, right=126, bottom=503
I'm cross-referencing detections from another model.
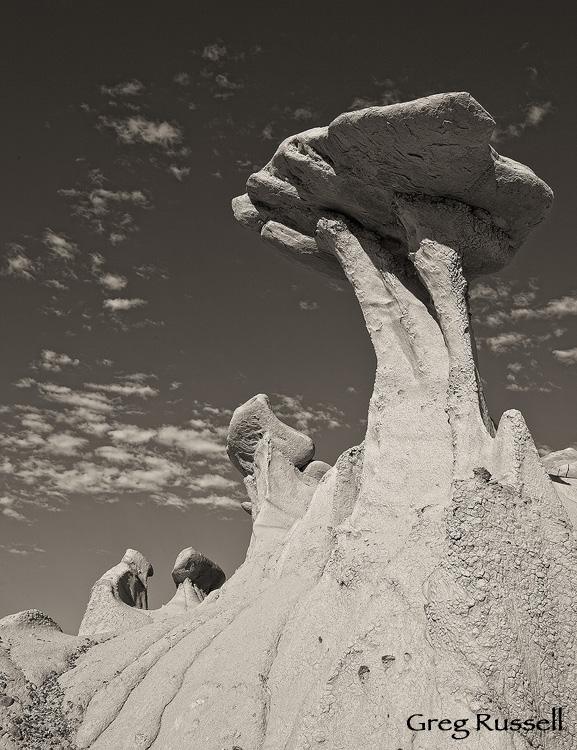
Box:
left=171, top=547, right=226, bottom=596
left=227, top=393, right=315, bottom=476
left=78, top=548, right=154, bottom=636
left=233, top=92, right=553, bottom=280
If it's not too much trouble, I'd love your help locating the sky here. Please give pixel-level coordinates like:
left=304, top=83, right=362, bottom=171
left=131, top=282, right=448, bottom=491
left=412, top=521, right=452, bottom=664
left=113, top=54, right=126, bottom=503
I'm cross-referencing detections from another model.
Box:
left=0, top=0, right=575, bottom=634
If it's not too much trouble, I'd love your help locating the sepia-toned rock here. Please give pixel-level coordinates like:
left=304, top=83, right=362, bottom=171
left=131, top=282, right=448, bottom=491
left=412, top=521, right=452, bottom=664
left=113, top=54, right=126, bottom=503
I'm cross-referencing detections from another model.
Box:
left=2, top=92, right=574, bottom=750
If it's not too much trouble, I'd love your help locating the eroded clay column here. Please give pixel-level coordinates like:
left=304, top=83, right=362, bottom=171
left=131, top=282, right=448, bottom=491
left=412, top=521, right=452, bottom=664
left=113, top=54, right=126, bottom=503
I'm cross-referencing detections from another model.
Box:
left=396, top=194, right=505, bottom=477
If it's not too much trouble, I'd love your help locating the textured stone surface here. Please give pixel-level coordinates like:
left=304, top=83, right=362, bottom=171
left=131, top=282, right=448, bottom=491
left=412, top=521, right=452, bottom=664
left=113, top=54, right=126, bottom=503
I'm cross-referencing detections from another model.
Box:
left=542, top=446, right=577, bottom=479
left=553, top=477, right=577, bottom=530
left=227, top=392, right=315, bottom=475
left=78, top=549, right=154, bottom=636
left=301, top=459, right=332, bottom=480
left=233, top=91, right=553, bottom=281
left=0, top=609, right=61, bottom=632
left=2, top=93, right=574, bottom=750
left=171, top=547, right=225, bottom=593
left=77, top=546, right=226, bottom=639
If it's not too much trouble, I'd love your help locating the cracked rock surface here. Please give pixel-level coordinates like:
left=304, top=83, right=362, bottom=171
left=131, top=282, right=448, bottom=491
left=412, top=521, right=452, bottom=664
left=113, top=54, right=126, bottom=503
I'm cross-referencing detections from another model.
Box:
left=233, top=91, right=552, bottom=281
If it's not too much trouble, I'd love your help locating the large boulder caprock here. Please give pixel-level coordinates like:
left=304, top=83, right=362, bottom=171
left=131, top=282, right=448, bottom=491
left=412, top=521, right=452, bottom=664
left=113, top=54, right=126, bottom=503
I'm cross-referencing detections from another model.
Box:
left=227, top=392, right=315, bottom=475
left=78, top=547, right=227, bottom=637
left=78, top=549, right=154, bottom=636
left=4, top=94, right=576, bottom=750
left=171, top=547, right=226, bottom=593
left=233, top=91, right=553, bottom=281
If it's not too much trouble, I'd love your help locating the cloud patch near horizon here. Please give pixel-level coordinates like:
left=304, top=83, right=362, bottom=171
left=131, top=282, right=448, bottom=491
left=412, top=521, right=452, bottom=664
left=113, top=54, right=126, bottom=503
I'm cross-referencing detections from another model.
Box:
left=0, top=385, right=243, bottom=516
left=0, top=379, right=351, bottom=519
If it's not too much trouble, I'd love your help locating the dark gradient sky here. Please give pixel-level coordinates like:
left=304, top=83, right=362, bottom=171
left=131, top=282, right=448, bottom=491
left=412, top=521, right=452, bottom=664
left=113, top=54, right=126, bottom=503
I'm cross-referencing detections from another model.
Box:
left=1, top=0, right=575, bottom=634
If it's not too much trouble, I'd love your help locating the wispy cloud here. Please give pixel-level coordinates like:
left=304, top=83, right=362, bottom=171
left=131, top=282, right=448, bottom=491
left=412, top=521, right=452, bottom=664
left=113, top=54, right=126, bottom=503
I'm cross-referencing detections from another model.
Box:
left=202, top=43, right=228, bottom=62
left=42, top=432, right=88, bottom=456
left=99, top=115, right=183, bottom=149
left=484, top=331, right=533, bottom=353
left=0, top=543, right=45, bottom=555
left=116, top=372, right=158, bottom=384
left=32, top=350, right=80, bottom=372
left=103, top=297, right=147, bottom=311
left=94, top=445, right=135, bottom=463
left=289, top=107, right=316, bottom=121
left=84, top=382, right=158, bottom=398
left=97, top=272, right=128, bottom=291
left=492, top=101, right=554, bottom=142
left=42, top=230, right=78, bottom=261
left=299, top=300, right=319, bottom=311
left=505, top=361, right=557, bottom=393
left=168, top=164, right=191, bottom=181
left=100, top=79, right=145, bottom=97
left=173, top=72, right=191, bottom=86
left=0, top=393, right=242, bottom=514
left=59, top=173, right=152, bottom=242
left=214, top=73, right=243, bottom=92
left=552, top=347, right=577, bottom=365
left=155, top=424, right=224, bottom=455
left=0, top=497, right=28, bottom=522
left=2, top=232, right=80, bottom=291
left=470, top=280, right=527, bottom=305
left=482, top=329, right=565, bottom=353
left=37, top=382, right=115, bottom=412
left=272, top=393, right=346, bottom=433
left=108, top=425, right=155, bottom=444
left=348, top=79, right=407, bottom=110
left=261, top=123, right=274, bottom=140
left=14, top=377, right=36, bottom=389
left=484, top=294, right=577, bottom=328
left=20, top=412, right=53, bottom=433
left=90, top=252, right=105, bottom=271
left=134, top=264, right=169, bottom=280
left=2, top=244, right=37, bottom=280
left=150, top=491, right=238, bottom=511
left=470, top=281, right=577, bottom=336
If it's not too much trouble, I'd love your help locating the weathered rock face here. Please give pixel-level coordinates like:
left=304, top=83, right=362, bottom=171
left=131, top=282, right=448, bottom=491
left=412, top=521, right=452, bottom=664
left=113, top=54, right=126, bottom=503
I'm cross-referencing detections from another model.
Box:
left=233, top=91, right=553, bottom=281
left=1, top=93, right=575, bottom=750
left=79, top=549, right=154, bottom=637
left=543, top=447, right=577, bottom=479
left=171, top=547, right=225, bottom=593
left=227, top=392, right=315, bottom=475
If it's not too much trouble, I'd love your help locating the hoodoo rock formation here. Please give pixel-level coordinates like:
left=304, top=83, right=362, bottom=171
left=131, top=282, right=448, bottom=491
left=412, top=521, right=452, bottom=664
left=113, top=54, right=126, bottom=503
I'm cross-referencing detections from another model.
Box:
left=1, top=92, right=575, bottom=750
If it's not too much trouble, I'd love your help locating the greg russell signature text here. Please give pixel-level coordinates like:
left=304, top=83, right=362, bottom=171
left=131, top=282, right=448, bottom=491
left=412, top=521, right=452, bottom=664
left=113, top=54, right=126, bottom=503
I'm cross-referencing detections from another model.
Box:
left=407, top=708, right=564, bottom=740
